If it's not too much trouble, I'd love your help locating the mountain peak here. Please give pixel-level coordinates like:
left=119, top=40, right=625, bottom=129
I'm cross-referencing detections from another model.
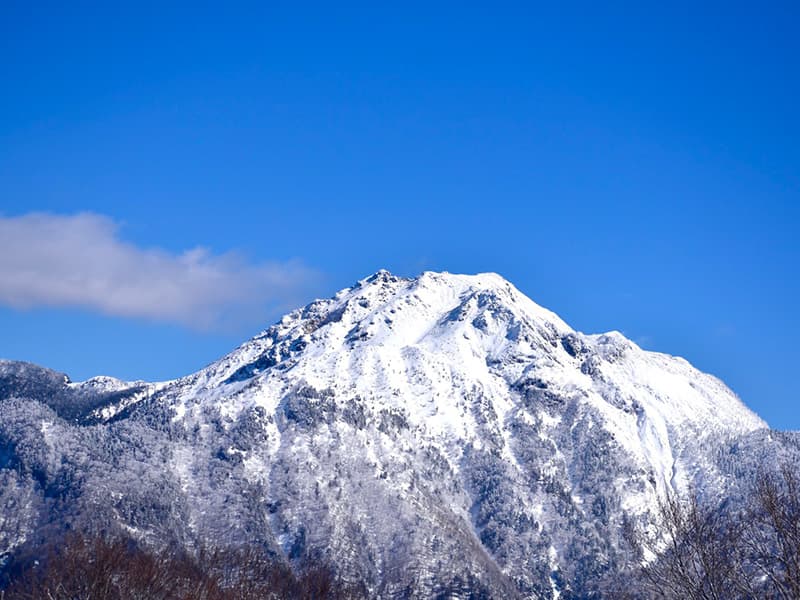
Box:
left=344, top=269, right=566, bottom=331
left=190, top=269, right=764, bottom=451
left=359, top=268, right=406, bottom=285
left=0, top=268, right=778, bottom=599
left=356, top=269, right=512, bottom=289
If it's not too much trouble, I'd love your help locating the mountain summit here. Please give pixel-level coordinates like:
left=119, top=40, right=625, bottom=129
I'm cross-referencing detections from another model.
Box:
left=0, top=271, right=788, bottom=597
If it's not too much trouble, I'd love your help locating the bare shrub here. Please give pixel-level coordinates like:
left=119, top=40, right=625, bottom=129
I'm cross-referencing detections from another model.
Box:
left=621, top=463, right=800, bottom=600
left=1, top=533, right=361, bottom=600
left=743, top=465, right=800, bottom=599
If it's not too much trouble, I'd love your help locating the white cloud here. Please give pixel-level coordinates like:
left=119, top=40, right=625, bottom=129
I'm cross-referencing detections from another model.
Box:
left=0, top=212, right=320, bottom=329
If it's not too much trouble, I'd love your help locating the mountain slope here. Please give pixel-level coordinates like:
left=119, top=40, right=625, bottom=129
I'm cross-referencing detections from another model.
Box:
left=0, top=271, right=780, bottom=598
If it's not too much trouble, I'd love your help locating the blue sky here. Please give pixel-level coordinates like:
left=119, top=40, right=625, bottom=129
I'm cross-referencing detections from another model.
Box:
left=1, top=2, right=798, bottom=429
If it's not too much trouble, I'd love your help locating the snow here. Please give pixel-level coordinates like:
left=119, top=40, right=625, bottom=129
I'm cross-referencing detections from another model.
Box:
left=0, top=269, right=775, bottom=598
left=165, top=270, right=765, bottom=511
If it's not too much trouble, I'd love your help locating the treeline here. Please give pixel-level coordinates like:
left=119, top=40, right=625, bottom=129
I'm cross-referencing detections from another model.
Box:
left=615, top=464, right=800, bottom=600
left=1, top=534, right=364, bottom=600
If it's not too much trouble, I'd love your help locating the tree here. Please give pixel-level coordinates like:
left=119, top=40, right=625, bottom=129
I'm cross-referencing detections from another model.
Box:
left=629, top=493, right=752, bottom=599
left=623, top=462, right=800, bottom=600
left=1, top=532, right=361, bottom=600
left=744, top=465, right=800, bottom=599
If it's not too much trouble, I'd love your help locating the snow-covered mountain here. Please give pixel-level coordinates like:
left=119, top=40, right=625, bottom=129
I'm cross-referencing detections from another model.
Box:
left=0, top=271, right=795, bottom=598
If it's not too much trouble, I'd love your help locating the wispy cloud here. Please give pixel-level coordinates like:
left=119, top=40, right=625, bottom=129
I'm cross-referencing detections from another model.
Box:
left=0, top=212, right=320, bottom=330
